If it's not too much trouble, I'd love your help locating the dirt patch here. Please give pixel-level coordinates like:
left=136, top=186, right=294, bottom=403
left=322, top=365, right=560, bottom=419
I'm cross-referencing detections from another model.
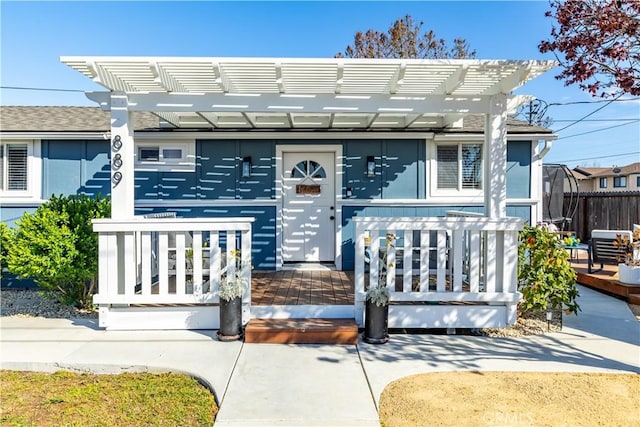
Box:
left=379, top=371, right=640, bottom=427
left=629, top=304, right=640, bottom=320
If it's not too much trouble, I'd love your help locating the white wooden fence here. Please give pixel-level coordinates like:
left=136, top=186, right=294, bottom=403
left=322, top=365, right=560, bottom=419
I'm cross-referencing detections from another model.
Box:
left=92, top=217, right=254, bottom=330
left=354, top=216, right=523, bottom=329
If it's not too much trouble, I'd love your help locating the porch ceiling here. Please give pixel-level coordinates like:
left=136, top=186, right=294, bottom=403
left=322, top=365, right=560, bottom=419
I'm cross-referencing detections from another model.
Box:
left=61, top=56, right=556, bottom=130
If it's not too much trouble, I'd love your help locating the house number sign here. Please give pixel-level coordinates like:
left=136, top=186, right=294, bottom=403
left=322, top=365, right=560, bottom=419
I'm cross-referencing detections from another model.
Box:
left=296, top=184, right=321, bottom=195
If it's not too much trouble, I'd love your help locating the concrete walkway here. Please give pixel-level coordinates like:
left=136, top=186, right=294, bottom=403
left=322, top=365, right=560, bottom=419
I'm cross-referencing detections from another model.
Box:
left=1, top=284, right=639, bottom=426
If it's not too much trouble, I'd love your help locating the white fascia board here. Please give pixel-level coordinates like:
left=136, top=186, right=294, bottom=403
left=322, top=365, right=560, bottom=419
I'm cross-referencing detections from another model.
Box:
left=133, top=131, right=435, bottom=140
left=0, top=132, right=108, bottom=140
left=434, top=133, right=555, bottom=142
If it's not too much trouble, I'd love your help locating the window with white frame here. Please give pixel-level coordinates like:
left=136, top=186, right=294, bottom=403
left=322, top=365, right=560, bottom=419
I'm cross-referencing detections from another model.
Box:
left=1, top=142, right=28, bottom=192
left=436, top=143, right=482, bottom=191
left=135, top=141, right=195, bottom=172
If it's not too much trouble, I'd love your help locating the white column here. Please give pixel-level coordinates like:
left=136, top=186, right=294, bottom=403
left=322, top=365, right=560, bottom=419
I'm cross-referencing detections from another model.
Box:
left=484, top=94, right=508, bottom=218
left=110, top=93, right=135, bottom=219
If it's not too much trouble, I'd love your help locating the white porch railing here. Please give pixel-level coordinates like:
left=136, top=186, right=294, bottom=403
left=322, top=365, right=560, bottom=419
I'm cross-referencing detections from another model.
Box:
left=354, top=216, right=523, bottom=329
left=92, top=217, right=254, bottom=330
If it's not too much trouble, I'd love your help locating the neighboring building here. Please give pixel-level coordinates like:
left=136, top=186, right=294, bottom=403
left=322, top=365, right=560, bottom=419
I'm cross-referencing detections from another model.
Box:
left=1, top=57, right=557, bottom=330
left=573, top=163, right=640, bottom=193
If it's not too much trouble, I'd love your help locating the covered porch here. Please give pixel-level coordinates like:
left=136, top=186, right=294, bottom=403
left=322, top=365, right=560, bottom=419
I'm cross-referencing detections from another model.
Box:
left=59, top=56, right=556, bottom=331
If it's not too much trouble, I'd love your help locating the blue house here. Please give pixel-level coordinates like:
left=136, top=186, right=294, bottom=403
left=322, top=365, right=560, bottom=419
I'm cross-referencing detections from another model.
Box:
left=1, top=57, right=557, bottom=330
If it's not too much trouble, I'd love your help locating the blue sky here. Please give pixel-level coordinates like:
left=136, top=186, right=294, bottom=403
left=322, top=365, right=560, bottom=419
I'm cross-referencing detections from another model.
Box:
left=1, top=0, right=638, bottom=169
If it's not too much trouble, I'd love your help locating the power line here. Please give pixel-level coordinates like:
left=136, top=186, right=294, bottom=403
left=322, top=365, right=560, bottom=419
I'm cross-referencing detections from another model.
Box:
left=552, top=151, right=640, bottom=164
left=548, top=97, right=640, bottom=106
left=552, top=118, right=639, bottom=122
left=0, top=86, right=86, bottom=93
left=553, top=94, right=624, bottom=133
left=556, top=119, right=640, bottom=140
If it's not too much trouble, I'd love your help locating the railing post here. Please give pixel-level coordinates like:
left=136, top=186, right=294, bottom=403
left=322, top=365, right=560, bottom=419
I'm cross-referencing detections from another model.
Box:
left=241, top=228, right=252, bottom=324
left=354, top=220, right=366, bottom=326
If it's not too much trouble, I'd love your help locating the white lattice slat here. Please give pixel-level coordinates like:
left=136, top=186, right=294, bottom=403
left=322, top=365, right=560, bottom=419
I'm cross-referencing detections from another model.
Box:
left=175, top=232, right=186, bottom=295
left=158, top=232, right=169, bottom=296
left=192, top=232, right=203, bottom=296
left=403, top=231, right=413, bottom=293
left=140, top=231, right=152, bottom=295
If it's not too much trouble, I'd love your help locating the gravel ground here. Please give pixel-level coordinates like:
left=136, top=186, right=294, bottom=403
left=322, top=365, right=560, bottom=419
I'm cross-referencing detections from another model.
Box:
left=1, top=289, right=97, bottom=319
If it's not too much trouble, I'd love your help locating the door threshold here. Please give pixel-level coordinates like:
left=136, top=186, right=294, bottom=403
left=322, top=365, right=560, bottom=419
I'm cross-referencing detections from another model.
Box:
left=281, top=262, right=336, bottom=271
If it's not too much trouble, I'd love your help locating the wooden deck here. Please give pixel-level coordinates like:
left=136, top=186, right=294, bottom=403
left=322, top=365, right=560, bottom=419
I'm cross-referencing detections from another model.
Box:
left=251, top=270, right=354, bottom=306
left=570, top=253, right=640, bottom=304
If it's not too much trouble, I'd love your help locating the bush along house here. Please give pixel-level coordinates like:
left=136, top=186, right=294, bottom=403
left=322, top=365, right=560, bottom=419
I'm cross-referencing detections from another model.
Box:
left=0, top=57, right=557, bottom=331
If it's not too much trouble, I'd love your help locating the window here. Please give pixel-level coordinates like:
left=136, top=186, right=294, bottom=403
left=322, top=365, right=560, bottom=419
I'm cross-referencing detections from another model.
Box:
left=613, top=176, right=627, bottom=188
left=1, top=143, right=28, bottom=191
left=637, top=176, right=640, bottom=188
left=436, top=144, right=482, bottom=191
left=599, top=177, right=607, bottom=189
left=135, top=141, right=194, bottom=172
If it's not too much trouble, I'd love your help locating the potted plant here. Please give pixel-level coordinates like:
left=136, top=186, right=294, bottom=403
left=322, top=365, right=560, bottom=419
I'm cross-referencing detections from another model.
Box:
left=614, top=229, right=640, bottom=285
left=363, top=233, right=394, bottom=344
left=217, top=249, right=248, bottom=341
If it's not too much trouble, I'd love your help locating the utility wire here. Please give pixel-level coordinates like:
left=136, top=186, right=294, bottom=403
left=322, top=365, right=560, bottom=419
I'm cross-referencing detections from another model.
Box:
left=547, top=97, right=640, bottom=106
left=553, top=151, right=640, bottom=164
left=553, top=94, right=624, bottom=133
left=556, top=119, right=640, bottom=140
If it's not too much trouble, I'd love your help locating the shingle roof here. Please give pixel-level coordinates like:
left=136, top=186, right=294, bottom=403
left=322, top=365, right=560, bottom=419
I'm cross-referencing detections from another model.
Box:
left=0, top=106, right=160, bottom=132
left=574, top=162, right=640, bottom=178
left=0, top=106, right=552, bottom=134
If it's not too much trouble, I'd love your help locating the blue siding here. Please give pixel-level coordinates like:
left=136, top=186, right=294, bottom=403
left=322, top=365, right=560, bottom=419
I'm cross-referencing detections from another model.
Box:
left=344, top=140, right=383, bottom=199
left=506, top=140, right=531, bottom=198
left=383, top=140, right=424, bottom=199
left=0, top=205, right=39, bottom=227
left=344, top=139, right=424, bottom=200
left=198, top=141, right=238, bottom=200
left=238, top=140, right=274, bottom=199
left=135, top=205, right=276, bottom=269
left=42, top=140, right=110, bottom=198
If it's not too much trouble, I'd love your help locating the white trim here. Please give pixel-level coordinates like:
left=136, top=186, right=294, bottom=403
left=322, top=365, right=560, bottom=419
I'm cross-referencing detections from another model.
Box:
left=275, top=144, right=343, bottom=270
left=134, top=140, right=195, bottom=172
left=0, top=132, right=107, bottom=140
left=0, top=139, right=41, bottom=201
left=434, top=133, right=555, bottom=142
left=135, top=199, right=278, bottom=207
left=135, top=131, right=436, bottom=140
left=429, top=141, right=484, bottom=199
left=251, top=305, right=354, bottom=319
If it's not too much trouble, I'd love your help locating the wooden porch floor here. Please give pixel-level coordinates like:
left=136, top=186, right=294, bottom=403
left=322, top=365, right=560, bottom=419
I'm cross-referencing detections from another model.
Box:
left=251, top=270, right=355, bottom=306
left=570, top=253, right=640, bottom=304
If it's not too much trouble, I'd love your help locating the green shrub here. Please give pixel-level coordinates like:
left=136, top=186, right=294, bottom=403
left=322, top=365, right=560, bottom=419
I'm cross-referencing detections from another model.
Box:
left=6, top=194, right=110, bottom=308
left=518, top=223, right=580, bottom=315
left=0, top=222, right=11, bottom=278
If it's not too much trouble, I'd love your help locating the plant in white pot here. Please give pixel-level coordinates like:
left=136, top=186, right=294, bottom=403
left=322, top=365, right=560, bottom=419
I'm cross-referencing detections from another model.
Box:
left=217, top=249, right=249, bottom=341
left=363, top=233, right=395, bottom=344
left=614, top=229, right=640, bottom=285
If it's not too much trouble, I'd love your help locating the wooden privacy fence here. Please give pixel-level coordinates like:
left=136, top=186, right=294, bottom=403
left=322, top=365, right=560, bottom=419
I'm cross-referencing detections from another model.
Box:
left=564, top=192, right=640, bottom=241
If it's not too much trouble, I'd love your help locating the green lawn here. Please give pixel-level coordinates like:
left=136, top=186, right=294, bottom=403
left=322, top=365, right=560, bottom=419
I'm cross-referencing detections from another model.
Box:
left=0, top=370, right=217, bottom=426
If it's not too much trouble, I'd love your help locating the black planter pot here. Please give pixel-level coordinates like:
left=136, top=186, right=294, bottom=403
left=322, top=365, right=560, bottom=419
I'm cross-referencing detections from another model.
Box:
left=218, top=296, right=243, bottom=341
left=363, top=301, right=389, bottom=344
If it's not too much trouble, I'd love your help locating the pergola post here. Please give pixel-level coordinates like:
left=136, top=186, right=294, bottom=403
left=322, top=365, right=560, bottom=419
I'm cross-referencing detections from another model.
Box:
left=109, top=93, right=135, bottom=219
left=484, top=94, right=508, bottom=219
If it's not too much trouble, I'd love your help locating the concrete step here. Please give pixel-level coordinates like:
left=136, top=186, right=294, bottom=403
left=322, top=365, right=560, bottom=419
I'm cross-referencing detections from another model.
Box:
left=245, top=318, right=358, bottom=345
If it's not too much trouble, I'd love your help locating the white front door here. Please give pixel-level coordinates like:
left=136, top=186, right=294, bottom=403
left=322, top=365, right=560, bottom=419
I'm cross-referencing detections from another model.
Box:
left=282, top=152, right=335, bottom=262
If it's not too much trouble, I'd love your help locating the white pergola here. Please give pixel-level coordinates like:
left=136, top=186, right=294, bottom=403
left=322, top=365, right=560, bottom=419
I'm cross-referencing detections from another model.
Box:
left=61, top=57, right=556, bottom=219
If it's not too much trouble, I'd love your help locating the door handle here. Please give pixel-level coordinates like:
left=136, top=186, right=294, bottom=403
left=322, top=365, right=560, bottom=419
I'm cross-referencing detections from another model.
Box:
left=330, top=216, right=335, bottom=220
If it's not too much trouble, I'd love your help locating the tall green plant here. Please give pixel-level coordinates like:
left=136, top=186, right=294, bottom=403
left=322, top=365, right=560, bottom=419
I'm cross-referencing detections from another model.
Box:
left=518, top=224, right=580, bottom=315
left=0, top=222, right=11, bottom=278
left=6, top=194, right=110, bottom=308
